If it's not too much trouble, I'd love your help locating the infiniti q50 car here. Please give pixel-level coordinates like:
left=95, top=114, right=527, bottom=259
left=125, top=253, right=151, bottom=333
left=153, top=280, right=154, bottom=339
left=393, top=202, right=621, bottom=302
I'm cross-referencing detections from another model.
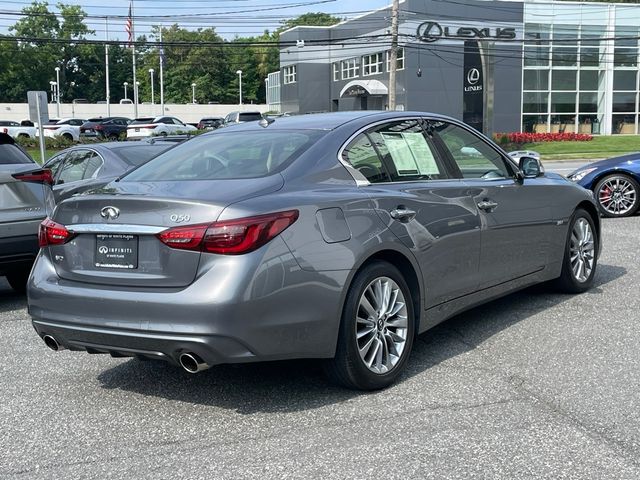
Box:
left=27, top=112, right=601, bottom=390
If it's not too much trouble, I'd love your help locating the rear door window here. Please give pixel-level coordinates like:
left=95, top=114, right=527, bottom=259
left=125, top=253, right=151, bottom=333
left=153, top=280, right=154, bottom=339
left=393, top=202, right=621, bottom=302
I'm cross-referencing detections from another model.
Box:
left=57, top=150, right=103, bottom=184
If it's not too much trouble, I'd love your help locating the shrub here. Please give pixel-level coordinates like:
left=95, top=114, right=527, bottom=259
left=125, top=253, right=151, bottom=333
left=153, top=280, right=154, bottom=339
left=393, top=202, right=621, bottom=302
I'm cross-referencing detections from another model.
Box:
left=495, top=132, right=593, bottom=144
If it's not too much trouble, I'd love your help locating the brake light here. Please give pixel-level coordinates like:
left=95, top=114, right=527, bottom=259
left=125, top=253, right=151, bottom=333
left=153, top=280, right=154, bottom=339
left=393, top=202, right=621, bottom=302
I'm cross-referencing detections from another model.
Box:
left=1, top=128, right=7, bottom=134
left=157, top=210, right=299, bottom=255
left=39, top=218, right=74, bottom=247
left=95, top=124, right=104, bottom=130
left=12, top=169, right=54, bottom=185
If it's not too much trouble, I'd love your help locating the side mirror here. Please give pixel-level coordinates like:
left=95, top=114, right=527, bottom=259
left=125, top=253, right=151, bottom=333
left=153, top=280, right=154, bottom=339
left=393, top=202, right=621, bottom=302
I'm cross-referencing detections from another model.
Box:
left=519, top=156, right=543, bottom=178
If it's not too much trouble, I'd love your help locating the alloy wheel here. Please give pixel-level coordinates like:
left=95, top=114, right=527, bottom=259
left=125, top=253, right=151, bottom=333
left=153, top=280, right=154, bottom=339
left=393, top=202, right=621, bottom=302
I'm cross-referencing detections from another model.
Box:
left=570, top=218, right=595, bottom=283
left=597, top=177, right=637, bottom=216
left=355, top=276, right=408, bottom=374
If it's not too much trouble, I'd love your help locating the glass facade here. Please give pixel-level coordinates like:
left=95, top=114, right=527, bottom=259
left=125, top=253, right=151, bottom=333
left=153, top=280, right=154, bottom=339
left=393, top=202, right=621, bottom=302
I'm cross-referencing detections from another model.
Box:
left=523, top=2, right=640, bottom=134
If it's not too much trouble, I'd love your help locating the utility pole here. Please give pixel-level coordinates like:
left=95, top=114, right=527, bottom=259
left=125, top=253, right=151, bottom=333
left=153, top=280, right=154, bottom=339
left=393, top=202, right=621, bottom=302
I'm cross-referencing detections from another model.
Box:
left=131, top=1, right=138, bottom=118
left=159, top=26, right=164, bottom=115
left=388, top=0, right=400, bottom=111
left=105, top=16, right=111, bottom=117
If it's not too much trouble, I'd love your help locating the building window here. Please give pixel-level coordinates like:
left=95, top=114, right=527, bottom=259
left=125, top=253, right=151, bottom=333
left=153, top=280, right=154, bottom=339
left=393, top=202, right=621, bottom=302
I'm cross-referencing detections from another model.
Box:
left=283, top=65, right=297, bottom=85
left=341, top=58, right=359, bottom=80
left=333, top=62, right=340, bottom=81
left=362, top=53, right=383, bottom=76
left=386, top=48, right=405, bottom=71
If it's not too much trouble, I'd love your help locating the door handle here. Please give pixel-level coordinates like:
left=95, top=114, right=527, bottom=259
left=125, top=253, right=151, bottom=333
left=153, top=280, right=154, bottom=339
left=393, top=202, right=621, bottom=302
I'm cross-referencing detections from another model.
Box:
left=390, top=207, right=417, bottom=222
left=477, top=200, right=498, bottom=211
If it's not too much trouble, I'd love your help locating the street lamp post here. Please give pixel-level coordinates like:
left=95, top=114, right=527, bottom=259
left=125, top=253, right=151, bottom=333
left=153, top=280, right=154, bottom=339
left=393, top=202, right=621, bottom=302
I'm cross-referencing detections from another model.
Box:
left=70, top=81, right=76, bottom=116
left=191, top=83, right=197, bottom=104
left=149, top=68, right=155, bottom=106
left=123, top=82, right=128, bottom=100
left=135, top=81, right=140, bottom=108
left=236, top=70, right=243, bottom=106
left=54, top=67, right=61, bottom=117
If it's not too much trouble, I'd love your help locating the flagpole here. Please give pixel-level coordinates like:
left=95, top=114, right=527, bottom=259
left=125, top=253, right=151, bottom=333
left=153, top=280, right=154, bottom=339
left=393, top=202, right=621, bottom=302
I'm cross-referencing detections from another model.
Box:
left=105, top=16, right=111, bottom=117
left=159, top=25, right=165, bottom=117
left=131, top=0, right=138, bottom=118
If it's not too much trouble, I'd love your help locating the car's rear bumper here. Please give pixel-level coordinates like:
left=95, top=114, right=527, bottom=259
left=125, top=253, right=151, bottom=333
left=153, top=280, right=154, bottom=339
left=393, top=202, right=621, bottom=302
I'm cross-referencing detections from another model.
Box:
left=27, top=241, right=349, bottom=368
left=127, top=130, right=154, bottom=139
left=0, top=234, right=39, bottom=276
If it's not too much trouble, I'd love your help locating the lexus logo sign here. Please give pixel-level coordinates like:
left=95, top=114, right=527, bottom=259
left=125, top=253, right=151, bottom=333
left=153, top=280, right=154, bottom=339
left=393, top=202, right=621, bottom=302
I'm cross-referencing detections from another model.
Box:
left=416, top=21, right=516, bottom=43
left=467, top=68, right=480, bottom=85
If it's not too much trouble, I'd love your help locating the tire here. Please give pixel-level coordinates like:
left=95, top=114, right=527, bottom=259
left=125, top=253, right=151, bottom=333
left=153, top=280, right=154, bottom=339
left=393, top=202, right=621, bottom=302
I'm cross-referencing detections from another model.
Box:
left=62, top=133, right=73, bottom=142
left=593, top=174, right=640, bottom=218
left=17, top=133, right=29, bottom=139
left=6, top=269, right=30, bottom=294
left=553, top=208, right=598, bottom=293
left=108, top=133, right=119, bottom=141
left=160, top=131, right=168, bottom=137
left=324, top=261, right=415, bottom=390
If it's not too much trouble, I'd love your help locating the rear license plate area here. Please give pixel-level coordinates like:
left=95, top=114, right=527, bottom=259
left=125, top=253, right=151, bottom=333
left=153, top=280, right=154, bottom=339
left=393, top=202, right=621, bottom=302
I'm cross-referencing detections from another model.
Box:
left=95, top=234, right=138, bottom=269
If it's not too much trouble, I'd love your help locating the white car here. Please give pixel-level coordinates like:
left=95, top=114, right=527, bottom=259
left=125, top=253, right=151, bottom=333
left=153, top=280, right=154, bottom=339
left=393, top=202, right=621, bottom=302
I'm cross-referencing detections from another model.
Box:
left=127, top=116, right=197, bottom=139
left=38, top=118, right=87, bottom=142
left=0, top=120, right=37, bottom=139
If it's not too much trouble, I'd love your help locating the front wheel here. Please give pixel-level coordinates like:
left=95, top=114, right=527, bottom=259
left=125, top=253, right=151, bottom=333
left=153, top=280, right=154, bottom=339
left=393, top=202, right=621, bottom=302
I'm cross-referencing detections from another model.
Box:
left=594, top=174, right=639, bottom=218
left=553, top=209, right=598, bottom=293
left=325, top=261, right=415, bottom=390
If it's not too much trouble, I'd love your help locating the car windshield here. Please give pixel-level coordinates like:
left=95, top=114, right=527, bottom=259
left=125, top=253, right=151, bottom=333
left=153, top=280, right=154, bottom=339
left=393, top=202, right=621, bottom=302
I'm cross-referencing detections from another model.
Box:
left=112, top=144, right=175, bottom=166
left=0, top=144, right=34, bottom=164
left=238, top=113, right=262, bottom=122
left=123, top=130, right=324, bottom=181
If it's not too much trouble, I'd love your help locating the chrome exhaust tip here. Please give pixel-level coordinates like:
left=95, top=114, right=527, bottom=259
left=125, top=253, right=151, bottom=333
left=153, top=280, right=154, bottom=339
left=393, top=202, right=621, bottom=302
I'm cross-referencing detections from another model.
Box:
left=179, top=353, right=209, bottom=373
left=43, top=335, right=63, bottom=351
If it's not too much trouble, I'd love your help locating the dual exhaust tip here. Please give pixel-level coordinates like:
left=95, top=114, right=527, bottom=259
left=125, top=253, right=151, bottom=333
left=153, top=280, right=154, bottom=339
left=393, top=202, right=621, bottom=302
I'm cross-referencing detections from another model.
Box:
left=42, top=335, right=208, bottom=374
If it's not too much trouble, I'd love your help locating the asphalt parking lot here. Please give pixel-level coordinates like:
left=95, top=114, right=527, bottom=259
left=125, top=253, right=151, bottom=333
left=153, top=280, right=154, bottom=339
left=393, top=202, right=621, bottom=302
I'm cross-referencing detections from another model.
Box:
left=1, top=216, right=639, bottom=479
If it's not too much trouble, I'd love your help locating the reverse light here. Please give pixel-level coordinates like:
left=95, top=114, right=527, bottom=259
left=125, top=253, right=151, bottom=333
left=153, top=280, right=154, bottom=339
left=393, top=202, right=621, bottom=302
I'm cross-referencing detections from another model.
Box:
left=12, top=169, right=54, bottom=186
left=39, top=218, right=74, bottom=247
left=156, top=210, right=299, bottom=255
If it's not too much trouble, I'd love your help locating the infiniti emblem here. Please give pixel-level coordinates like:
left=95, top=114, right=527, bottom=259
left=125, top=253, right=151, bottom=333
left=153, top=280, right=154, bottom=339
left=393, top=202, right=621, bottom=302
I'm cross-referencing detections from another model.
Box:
left=467, top=68, right=480, bottom=85
left=100, top=206, right=120, bottom=220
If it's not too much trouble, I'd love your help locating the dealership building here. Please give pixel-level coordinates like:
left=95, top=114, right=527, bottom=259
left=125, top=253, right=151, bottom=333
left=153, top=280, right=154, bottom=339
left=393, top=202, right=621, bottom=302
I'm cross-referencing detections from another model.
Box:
left=273, top=0, right=640, bottom=135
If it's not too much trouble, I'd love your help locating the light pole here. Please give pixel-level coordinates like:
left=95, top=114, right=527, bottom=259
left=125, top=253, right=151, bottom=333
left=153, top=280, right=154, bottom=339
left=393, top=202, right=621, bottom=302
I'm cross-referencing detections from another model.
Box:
left=236, top=70, right=243, bottom=106
left=135, top=81, right=140, bottom=108
left=70, top=82, right=76, bottom=116
left=54, top=66, right=61, bottom=117
left=149, top=68, right=155, bottom=106
left=191, top=82, right=196, bottom=104
left=49, top=81, right=56, bottom=104
left=123, top=82, right=128, bottom=100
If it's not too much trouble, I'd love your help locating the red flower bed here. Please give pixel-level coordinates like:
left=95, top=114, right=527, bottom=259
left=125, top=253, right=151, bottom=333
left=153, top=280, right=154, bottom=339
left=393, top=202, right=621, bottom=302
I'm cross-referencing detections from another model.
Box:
left=495, top=132, right=593, bottom=143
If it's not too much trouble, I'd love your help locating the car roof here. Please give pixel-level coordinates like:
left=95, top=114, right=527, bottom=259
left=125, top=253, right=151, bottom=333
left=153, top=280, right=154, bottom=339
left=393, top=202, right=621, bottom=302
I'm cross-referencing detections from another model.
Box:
left=213, top=111, right=458, bottom=132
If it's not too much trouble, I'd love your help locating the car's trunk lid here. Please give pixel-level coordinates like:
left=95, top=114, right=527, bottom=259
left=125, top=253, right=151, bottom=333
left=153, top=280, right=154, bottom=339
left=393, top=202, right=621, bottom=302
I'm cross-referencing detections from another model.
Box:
left=48, top=176, right=283, bottom=287
left=0, top=166, right=48, bottom=237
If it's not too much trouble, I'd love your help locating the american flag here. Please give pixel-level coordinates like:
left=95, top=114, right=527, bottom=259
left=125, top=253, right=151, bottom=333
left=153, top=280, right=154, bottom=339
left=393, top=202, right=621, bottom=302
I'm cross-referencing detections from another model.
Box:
left=125, top=2, right=133, bottom=46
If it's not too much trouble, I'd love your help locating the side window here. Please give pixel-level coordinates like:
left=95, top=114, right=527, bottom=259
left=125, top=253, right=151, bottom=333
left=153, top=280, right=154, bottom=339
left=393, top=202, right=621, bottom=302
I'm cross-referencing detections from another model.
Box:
left=45, top=154, right=67, bottom=180
left=342, top=134, right=390, bottom=184
left=368, top=120, right=448, bottom=181
left=57, top=150, right=103, bottom=184
left=434, top=122, right=512, bottom=179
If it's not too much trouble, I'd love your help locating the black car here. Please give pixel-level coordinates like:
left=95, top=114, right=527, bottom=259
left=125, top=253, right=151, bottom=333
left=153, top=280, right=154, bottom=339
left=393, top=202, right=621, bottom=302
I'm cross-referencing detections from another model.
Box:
left=43, top=140, right=180, bottom=203
left=0, top=133, right=49, bottom=292
left=197, top=117, right=224, bottom=130
left=80, top=117, right=131, bottom=141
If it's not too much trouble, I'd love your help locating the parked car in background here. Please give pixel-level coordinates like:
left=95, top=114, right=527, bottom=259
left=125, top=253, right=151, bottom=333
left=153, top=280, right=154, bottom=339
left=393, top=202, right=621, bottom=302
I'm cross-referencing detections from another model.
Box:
left=126, top=116, right=197, bottom=139
left=80, top=117, right=131, bottom=141
left=568, top=153, right=640, bottom=217
left=223, top=111, right=263, bottom=125
left=42, top=140, right=180, bottom=203
left=119, top=99, right=133, bottom=105
left=28, top=111, right=601, bottom=390
left=197, top=117, right=224, bottom=130
left=0, top=133, right=49, bottom=292
left=0, top=120, right=37, bottom=139
left=39, top=118, right=87, bottom=142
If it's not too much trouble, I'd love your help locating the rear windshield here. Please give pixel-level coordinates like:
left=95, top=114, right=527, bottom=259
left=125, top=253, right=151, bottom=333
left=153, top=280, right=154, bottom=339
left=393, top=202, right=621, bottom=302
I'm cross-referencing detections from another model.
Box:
left=123, top=130, right=324, bottom=181
left=131, top=118, right=155, bottom=125
left=112, top=144, right=175, bottom=166
left=0, top=144, right=34, bottom=164
left=239, top=113, right=262, bottom=122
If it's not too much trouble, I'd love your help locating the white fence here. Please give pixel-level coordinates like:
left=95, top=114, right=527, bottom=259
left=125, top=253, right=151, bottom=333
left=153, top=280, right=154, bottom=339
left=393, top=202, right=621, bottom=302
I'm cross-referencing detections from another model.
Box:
left=0, top=103, right=270, bottom=124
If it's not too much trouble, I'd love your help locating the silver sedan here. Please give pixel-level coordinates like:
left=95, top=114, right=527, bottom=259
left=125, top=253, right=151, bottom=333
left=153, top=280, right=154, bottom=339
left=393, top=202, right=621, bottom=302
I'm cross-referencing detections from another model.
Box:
left=27, top=112, right=601, bottom=390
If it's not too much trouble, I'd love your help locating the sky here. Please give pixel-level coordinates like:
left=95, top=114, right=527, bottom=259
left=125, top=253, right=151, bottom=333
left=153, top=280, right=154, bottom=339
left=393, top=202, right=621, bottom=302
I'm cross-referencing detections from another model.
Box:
left=0, top=0, right=393, bottom=40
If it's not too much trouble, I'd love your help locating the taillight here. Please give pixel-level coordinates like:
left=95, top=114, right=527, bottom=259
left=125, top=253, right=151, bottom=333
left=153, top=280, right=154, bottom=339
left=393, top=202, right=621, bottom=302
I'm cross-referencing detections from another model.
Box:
left=156, top=210, right=299, bottom=255
left=1, top=128, right=7, bottom=134
left=12, top=169, right=54, bottom=185
left=39, top=218, right=74, bottom=247
left=95, top=124, right=104, bottom=130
